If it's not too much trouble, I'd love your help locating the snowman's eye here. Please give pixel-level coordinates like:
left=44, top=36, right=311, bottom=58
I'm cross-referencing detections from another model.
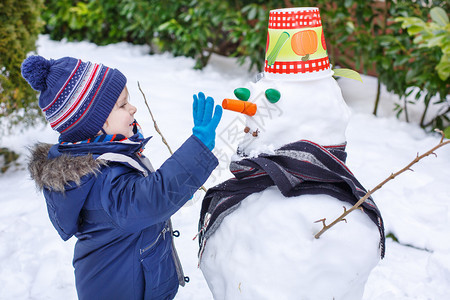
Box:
left=234, top=88, right=250, bottom=101
left=265, top=88, right=281, bottom=103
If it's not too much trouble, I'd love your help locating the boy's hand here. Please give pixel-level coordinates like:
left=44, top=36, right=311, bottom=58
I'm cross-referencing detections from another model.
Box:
left=192, top=92, right=223, bottom=151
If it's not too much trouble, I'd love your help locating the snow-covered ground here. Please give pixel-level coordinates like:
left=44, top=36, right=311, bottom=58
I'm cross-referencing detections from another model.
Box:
left=0, top=35, right=449, bottom=299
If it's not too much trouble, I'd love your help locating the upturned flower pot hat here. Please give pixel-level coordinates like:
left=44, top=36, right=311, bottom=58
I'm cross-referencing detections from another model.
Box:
left=21, top=55, right=126, bottom=142
left=264, top=7, right=332, bottom=80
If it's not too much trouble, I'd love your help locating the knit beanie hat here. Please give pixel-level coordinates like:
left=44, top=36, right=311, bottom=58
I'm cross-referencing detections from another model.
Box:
left=21, top=55, right=127, bottom=142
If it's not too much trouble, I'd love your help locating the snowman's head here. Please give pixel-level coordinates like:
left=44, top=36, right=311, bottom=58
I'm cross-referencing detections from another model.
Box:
left=222, top=74, right=351, bottom=157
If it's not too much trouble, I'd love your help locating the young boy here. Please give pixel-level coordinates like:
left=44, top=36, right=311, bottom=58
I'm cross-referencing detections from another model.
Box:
left=21, top=55, right=222, bottom=299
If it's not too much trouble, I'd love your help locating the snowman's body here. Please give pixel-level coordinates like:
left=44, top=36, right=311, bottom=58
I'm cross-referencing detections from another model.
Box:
left=200, top=188, right=380, bottom=300
left=199, top=74, right=383, bottom=299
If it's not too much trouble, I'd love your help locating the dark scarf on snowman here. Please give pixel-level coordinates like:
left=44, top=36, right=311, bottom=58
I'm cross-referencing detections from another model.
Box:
left=198, top=140, right=385, bottom=259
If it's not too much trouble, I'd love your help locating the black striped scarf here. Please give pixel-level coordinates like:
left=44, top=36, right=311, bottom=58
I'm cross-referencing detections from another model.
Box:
left=198, top=140, right=385, bottom=259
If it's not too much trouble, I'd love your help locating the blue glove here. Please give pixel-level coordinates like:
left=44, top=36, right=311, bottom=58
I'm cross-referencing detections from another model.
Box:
left=192, top=92, right=223, bottom=151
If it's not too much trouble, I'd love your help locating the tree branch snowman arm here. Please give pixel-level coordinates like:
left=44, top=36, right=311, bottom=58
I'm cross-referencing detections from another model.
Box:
left=315, top=130, right=450, bottom=239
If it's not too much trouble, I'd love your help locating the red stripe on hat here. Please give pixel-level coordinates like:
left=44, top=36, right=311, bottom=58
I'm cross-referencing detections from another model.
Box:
left=51, top=64, right=99, bottom=128
left=43, top=60, right=82, bottom=112
left=60, top=68, right=109, bottom=134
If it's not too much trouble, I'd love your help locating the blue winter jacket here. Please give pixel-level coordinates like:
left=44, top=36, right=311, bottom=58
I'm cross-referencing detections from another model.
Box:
left=28, top=135, right=218, bottom=299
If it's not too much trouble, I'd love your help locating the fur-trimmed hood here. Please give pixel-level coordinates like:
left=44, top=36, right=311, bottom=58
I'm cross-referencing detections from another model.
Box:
left=28, top=142, right=108, bottom=241
left=27, top=139, right=149, bottom=241
left=28, top=143, right=104, bottom=192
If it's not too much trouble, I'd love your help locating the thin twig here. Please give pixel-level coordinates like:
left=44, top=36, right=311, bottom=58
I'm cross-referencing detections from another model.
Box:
left=315, top=130, right=450, bottom=239
left=138, top=81, right=174, bottom=155
left=137, top=82, right=207, bottom=193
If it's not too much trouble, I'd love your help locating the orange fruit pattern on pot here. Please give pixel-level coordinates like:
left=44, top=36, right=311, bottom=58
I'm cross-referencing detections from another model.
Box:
left=291, top=30, right=318, bottom=57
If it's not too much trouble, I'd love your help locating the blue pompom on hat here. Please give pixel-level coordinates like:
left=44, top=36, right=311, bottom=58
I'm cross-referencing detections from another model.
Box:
left=21, top=55, right=127, bottom=142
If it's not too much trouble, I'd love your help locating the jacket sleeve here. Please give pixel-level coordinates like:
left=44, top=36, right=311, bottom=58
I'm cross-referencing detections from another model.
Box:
left=100, top=135, right=218, bottom=232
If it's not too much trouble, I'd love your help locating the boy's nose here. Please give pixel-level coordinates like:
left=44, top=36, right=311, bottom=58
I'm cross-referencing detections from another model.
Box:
left=130, top=104, right=137, bottom=115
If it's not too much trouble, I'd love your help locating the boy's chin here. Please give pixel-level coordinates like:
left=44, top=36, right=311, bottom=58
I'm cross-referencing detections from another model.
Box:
left=126, top=131, right=136, bottom=138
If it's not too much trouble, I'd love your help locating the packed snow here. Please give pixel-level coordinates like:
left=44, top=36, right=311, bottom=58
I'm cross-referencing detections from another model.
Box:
left=0, top=35, right=449, bottom=299
left=200, top=190, right=381, bottom=300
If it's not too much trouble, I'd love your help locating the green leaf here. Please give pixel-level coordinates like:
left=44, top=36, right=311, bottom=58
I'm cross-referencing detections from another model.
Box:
left=407, top=25, right=425, bottom=35
left=436, top=59, right=450, bottom=81
left=426, top=35, right=445, bottom=48
left=394, top=56, right=410, bottom=67
left=406, top=68, right=417, bottom=82
left=430, top=7, right=449, bottom=27
left=346, top=21, right=355, bottom=32
left=158, top=20, right=175, bottom=31
left=413, top=35, right=424, bottom=44
left=444, top=126, right=450, bottom=139
left=332, top=68, right=362, bottom=82
left=381, top=57, right=390, bottom=70
left=248, top=6, right=257, bottom=20
left=396, top=17, right=426, bottom=29
left=378, top=35, right=398, bottom=47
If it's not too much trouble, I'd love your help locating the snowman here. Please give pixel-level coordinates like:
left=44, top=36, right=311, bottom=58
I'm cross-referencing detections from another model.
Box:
left=198, top=7, right=385, bottom=300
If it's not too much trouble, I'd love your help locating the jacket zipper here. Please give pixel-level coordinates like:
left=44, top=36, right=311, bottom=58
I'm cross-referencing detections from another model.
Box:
left=140, top=224, right=169, bottom=255
left=138, top=219, right=186, bottom=286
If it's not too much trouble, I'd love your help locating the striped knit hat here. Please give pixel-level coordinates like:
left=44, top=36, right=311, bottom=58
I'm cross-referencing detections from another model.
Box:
left=21, top=55, right=127, bottom=142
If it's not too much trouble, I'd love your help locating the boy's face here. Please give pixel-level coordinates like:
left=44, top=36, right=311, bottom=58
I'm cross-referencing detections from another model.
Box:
left=103, top=87, right=137, bottom=137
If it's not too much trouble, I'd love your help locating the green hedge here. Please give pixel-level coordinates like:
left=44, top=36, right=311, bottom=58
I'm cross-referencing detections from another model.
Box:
left=41, top=0, right=449, bottom=131
left=0, top=0, right=45, bottom=133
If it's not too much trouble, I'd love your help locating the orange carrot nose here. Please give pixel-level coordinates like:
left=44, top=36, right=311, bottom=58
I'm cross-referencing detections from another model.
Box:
left=222, top=99, right=257, bottom=116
